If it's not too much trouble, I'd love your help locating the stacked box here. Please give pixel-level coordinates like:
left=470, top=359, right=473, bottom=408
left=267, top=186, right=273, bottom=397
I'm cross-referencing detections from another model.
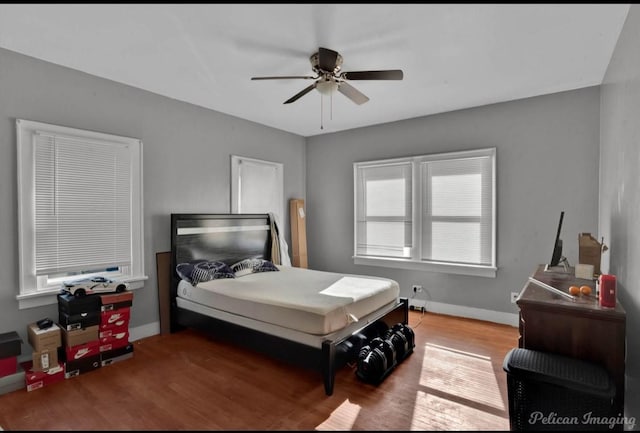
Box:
left=57, top=293, right=102, bottom=378
left=99, top=291, right=134, bottom=365
left=27, top=322, right=61, bottom=372
left=0, top=363, right=25, bottom=395
left=0, top=331, right=22, bottom=378
left=58, top=292, right=101, bottom=331
left=22, top=360, right=65, bottom=392
left=100, top=291, right=133, bottom=312
left=101, top=343, right=134, bottom=366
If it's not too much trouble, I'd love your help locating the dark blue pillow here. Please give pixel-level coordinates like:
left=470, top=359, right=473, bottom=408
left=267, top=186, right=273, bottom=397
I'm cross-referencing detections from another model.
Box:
left=231, top=258, right=279, bottom=277
left=176, top=260, right=235, bottom=284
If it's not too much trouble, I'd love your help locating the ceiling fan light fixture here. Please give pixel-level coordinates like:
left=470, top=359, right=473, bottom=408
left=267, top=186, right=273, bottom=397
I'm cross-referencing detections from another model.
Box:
left=315, top=79, right=339, bottom=95
left=251, top=47, right=403, bottom=111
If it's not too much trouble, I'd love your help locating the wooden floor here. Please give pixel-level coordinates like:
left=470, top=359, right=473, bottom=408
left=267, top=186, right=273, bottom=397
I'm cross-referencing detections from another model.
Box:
left=0, top=311, right=519, bottom=431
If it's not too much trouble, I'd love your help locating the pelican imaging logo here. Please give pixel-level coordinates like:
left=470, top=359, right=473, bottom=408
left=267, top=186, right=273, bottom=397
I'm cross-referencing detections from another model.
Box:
left=528, top=412, right=636, bottom=429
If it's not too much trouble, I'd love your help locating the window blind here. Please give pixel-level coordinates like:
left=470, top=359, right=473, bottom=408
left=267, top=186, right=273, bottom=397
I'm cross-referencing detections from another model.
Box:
left=237, top=158, right=281, bottom=214
left=355, top=162, right=412, bottom=258
left=34, top=131, right=132, bottom=275
left=353, top=148, right=496, bottom=277
left=422, top=156, right=493, bottom=265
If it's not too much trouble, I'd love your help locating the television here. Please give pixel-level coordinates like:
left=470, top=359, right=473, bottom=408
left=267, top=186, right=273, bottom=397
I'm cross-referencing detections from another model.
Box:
left=547, top=211, right=569, bottom=271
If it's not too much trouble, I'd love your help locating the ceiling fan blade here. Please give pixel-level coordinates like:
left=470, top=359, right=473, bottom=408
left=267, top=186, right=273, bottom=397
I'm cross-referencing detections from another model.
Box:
left=318, top=47, right=339, bottom=72
left=283, top=83, right=317, bottom=104
left=251, top=76, right=316, bottom=80
left=342, top=70, right=404, bottom=80
left=338, top=82, right=369, bottom=105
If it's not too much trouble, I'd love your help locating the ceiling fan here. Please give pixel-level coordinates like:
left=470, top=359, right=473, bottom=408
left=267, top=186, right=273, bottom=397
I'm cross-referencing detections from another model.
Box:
left=251, top=47, right=403, bottom=105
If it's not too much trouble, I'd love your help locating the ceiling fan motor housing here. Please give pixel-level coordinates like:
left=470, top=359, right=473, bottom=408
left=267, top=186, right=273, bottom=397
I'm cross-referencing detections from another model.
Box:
left=310, top=51, right=343, bottom=74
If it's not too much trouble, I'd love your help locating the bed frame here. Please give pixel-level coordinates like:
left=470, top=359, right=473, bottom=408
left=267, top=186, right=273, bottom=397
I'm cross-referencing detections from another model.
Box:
left=169, top=213, right=408, bottom=396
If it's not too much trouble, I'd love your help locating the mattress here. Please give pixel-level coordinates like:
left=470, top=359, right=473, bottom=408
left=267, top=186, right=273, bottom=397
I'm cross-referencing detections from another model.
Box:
left=176, top=265, right=400, bottom=335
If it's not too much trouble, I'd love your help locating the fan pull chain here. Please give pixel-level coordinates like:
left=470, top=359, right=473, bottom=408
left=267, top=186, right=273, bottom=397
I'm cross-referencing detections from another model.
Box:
left=320, top=94, right=324, bottom=130
left=330, top=91, right=333, bottom=120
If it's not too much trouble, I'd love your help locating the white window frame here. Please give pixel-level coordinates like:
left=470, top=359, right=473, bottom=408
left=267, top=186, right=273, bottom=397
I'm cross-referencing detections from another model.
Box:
left=354, top=148, right=497, bottom=278
left=230, top=155, right=284, bottom=222
left=16, top=119, right=147, bottom=309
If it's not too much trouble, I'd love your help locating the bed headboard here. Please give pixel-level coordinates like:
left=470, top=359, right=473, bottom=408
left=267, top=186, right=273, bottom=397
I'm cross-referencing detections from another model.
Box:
left=170, top=213, right=272, bottom=300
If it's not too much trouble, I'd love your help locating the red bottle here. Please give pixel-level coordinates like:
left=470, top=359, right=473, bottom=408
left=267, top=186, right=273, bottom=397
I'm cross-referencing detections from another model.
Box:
left=598, top=274, right=617, bottom=308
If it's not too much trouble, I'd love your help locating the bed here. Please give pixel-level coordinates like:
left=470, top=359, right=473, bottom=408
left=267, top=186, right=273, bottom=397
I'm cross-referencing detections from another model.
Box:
left=169, top=213, right=409, bottom=395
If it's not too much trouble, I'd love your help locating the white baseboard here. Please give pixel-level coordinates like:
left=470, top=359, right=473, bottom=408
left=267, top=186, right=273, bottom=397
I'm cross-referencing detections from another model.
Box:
left=408, top=298, right=519, bottom=327
left=129, top=321, right=160, bottom=342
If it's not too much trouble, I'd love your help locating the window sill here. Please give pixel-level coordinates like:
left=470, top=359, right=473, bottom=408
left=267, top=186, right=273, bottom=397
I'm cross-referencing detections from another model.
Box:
left=16, top=275, right=148, bottom=310
left=353, top=256, right=497, bottom=278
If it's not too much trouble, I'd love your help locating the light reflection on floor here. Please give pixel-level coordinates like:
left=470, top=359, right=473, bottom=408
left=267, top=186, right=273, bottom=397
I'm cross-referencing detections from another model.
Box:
left=315, top=398, right=361, bottom=431
left=315, top=340, right=510, bottom=430
left=415, top=342, right=509, bottom=430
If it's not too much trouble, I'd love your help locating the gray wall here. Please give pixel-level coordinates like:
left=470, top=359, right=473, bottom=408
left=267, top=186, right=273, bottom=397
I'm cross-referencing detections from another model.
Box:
left=306, top=87, right=601, bottom=317
left=0, top=47, right=305, bottom=350
left=600, top=4, right=640, bottom=426
left=2, top=34, right=625, bottom=417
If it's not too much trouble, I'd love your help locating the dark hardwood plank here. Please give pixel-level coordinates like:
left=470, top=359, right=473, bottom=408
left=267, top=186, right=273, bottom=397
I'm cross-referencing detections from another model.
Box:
left=0, top=311, right=519, bottom=431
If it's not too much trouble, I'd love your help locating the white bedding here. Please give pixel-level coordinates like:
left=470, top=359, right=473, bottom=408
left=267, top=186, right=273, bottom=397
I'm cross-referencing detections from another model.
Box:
left=177, top=265, right=400, bottom=335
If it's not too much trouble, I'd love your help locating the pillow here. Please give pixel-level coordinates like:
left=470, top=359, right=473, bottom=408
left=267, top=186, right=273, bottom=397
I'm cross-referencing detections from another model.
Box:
left=176, top=260, right=235, bottom=284
left=230, top=258, right=279, bottom=277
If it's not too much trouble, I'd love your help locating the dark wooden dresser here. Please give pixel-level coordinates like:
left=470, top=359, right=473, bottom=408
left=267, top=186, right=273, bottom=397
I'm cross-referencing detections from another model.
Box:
left=516, top=265, right=626, bottom=423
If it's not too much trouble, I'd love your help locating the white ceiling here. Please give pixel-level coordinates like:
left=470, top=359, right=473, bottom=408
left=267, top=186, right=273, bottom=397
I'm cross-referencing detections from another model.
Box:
left=0, top=4, right=630, bottom=137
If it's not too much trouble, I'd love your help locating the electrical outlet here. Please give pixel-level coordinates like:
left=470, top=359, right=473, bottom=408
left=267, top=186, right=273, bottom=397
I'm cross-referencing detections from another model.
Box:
left=511, top=292, right=519, bottom=303
left=412, top=284, right=423, bottom=293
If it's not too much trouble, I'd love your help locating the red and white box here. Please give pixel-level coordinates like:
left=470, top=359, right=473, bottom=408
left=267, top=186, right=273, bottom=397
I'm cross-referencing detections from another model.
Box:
left=64, top=340, right=100, bottom=362
left=22, top=360, right=65, bottom=391
left=100, top=308, right=130, bottom=330
left=99, top=331, right=129, bottom=352
left=99, top=321, right=129, bottom=338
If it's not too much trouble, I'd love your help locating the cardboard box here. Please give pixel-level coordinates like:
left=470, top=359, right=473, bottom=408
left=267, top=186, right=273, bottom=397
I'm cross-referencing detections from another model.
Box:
left=290, top=198, right=308, bottom=268
left=58, top=310, right=100, bottom=331
left=0, top=331, right=23, bottom=358
left=0, top=363, right=25, bottom=395
left=100, top=291, right=133, bottom=312
left=0, top=356, right=17, bottom=377
left=32, top=348, right=58, bottom=372
left=27, top=322, right=61, bottom=352
left=57, top=292, right=101, bottom=315
left=22, top=361, right=64, bottom=391
left=65, top=354, right=100, bottom=379
left=578, top=233, right=607, bottom=275
left=62, top=340, right=100, bottom=362
left=62, top=325, right=99, bottom=348
left=101, top=343, right=134, bottom=367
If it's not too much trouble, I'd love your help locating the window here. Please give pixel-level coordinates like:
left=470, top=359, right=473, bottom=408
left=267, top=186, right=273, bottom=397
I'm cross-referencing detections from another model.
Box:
left=231, top=155, right=284, bottom=222
left=17, top=119, right=146, bottom=308
left=354, top=148, right=496, bottom=277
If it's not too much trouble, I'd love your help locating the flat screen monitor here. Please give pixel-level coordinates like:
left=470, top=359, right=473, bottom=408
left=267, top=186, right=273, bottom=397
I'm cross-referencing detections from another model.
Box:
left=548, top=211, right=567, bottom=270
